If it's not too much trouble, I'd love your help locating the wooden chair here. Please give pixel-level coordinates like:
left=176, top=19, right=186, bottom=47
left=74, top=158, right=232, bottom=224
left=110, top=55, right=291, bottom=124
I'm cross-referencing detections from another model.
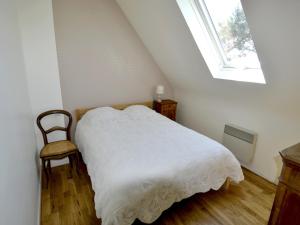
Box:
left=37, top=109, right=80, bottom=188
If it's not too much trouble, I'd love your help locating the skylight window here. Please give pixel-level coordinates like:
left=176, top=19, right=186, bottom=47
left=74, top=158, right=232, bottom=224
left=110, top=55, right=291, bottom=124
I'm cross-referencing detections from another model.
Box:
left=177, top=0, right=266, bottom=84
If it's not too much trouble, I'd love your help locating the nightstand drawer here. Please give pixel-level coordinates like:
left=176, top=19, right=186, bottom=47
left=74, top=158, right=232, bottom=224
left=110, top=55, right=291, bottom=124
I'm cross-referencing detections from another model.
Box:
left=161, top=110, right=176, bottom=121
left=161, top=107, right=175, bottom=114
left=162, top=104, right=176, bottom=111
left=153, top=99, right=177, bottom=121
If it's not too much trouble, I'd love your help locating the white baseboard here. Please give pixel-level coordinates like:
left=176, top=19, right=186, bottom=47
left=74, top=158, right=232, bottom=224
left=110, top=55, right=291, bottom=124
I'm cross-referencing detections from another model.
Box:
left=241, top=164, right=277, bottom=184
left=37, top=165, right=42, bottom=225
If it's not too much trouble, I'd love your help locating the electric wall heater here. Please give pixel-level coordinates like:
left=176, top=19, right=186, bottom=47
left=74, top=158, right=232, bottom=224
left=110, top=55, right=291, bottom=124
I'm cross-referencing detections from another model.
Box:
left=222, top=124, right=257, bottom=164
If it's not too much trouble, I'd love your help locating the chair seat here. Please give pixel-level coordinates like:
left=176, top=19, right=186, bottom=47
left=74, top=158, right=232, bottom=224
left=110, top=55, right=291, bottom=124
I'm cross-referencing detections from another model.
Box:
left=40, top=140, right=77, bottom=158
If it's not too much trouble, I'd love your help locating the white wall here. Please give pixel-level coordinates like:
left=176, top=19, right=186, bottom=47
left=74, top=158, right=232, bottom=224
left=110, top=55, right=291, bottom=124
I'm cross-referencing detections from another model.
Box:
left=18, top=0, right=66, bottom=167
left=18, top=0, right=64, bottom=151
left=52, top=0, right=173, bottom=125
left=117, top=0, right=300, bottom=182
left=0, top=1, right=39, bottom=224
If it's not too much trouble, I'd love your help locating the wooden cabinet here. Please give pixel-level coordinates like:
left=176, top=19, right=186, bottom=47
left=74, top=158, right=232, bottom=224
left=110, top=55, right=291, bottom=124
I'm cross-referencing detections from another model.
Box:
left=269, top=143, right=300, bottom=225
left=153, top=99, right=177, bottom=121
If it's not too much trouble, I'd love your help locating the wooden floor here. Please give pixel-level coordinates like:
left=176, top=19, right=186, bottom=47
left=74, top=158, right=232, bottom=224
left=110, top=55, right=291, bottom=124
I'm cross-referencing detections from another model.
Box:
left=41, top=164, right=276, bottom=225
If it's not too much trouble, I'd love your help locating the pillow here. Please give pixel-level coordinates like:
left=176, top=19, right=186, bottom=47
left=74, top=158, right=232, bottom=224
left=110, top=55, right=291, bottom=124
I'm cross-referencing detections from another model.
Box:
left=80, top=107, right=121, bottom=125
left=124, top=105, right=156, bottom=120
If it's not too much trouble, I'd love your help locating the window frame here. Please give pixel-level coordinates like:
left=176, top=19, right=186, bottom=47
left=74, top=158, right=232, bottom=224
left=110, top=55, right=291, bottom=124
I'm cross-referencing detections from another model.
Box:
left=194, top=0, right=229, bottom=67
left=176, top=0, right=266, bottom=84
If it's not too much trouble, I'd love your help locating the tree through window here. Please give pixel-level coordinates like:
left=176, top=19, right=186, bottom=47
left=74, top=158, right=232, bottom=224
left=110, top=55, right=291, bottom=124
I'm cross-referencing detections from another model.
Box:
left=177, top=0, right=266, bottom=83
left=201, top=0, right=260, bottom=69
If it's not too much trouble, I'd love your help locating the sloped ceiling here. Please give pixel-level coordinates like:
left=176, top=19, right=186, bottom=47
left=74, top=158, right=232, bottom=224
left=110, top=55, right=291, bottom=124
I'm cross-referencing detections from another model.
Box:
left=52, top=0, right=173, bottom=122
left=117, top=0, right=300, bottom=98
left=117, top=0, right=300, bottom=182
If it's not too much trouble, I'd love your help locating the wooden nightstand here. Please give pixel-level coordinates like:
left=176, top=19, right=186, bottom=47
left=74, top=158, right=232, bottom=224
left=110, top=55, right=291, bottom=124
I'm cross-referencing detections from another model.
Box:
left=153, top=99, right=177, bottom=121
left=268, top=143, right=300, bottom=225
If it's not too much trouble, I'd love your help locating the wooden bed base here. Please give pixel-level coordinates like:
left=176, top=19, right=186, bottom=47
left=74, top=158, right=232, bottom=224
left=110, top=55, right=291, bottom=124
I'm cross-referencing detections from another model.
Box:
left=222, top=178, right=231, bottom=191
left=75, top=101, right=153, bottom=121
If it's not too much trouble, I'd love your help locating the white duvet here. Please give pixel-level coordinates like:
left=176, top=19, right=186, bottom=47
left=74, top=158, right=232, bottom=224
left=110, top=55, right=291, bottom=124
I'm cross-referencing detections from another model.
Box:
left=75, top=105, right=243, bottom=225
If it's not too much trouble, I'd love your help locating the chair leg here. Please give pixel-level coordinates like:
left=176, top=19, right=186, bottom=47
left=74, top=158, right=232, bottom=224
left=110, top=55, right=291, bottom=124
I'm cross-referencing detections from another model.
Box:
left=68, top=155, right=73, bottom=168
left=67, top=155, right=73, bottom=179
left=75, top=151, right=80, bottom=175
left=42, top=159, right=49, bottom=188
left=47, top=160, right=52, bottom=175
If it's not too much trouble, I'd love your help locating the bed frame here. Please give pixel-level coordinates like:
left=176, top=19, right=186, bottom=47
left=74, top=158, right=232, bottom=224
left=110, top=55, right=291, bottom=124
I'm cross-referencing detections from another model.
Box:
left=222, top=178, right=231, bottom=191
left=75, top=101, right=153, bottom=121
left=75, top=100, right=231, bottom=190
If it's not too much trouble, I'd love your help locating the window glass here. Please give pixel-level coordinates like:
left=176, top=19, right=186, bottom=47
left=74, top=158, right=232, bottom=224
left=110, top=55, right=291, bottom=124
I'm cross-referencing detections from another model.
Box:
left=201, top=0, right=260, bottom=69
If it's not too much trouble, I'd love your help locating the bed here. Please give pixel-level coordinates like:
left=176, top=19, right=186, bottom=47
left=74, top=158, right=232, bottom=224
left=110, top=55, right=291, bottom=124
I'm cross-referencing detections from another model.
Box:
left=75, top=102, right=244, bottom=225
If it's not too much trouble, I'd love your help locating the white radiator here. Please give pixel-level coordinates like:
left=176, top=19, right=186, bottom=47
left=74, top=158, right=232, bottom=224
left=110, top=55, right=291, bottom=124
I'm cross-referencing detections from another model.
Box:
left=222, top=124, right=257, bottom=164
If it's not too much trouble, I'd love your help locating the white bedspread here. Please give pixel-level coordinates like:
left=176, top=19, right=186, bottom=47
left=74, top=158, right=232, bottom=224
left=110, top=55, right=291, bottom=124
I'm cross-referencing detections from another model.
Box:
left=75, top=105, right=244, bottom=225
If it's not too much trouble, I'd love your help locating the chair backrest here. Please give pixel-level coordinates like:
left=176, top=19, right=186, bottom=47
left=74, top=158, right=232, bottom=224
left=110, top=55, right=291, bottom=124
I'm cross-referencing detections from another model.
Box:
left=36, top=109, right=72, bottom=145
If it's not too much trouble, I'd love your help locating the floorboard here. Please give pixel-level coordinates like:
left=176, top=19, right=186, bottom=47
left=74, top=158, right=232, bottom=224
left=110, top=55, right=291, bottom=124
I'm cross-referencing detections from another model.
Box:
left=41, top=164, right=276, bottom=225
